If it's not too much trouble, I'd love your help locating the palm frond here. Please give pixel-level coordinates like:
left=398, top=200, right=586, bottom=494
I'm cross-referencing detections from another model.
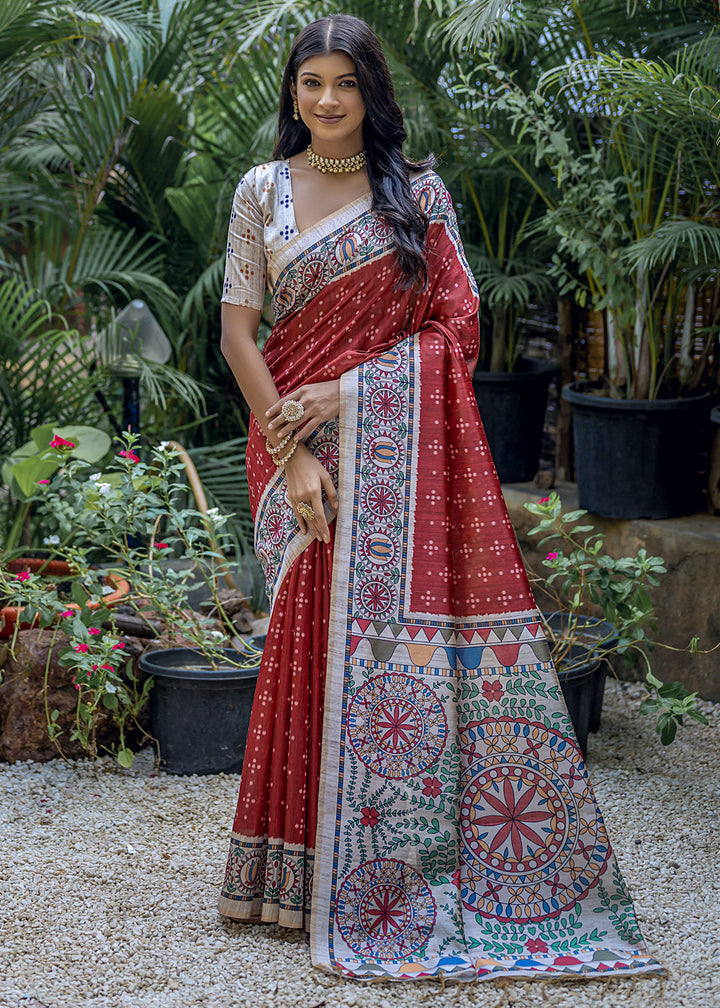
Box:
left=621, top=218, right=720, bottom=273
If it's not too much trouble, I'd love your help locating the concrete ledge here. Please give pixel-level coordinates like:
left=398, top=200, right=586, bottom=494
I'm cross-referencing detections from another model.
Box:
left=503, top=482, right=720, bottom=701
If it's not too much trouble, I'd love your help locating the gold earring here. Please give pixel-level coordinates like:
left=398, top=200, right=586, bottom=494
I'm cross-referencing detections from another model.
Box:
left=292, top=97, right=299, bottom=121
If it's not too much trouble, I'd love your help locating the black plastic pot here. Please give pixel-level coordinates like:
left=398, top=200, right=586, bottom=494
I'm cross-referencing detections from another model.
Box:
left=140, top=637, right=264, bottom=775
left=472, top=358, right=557, bottom=483
left=557, top=655, right=603, bottom=758
left=562, top=382, right=712, bottom=519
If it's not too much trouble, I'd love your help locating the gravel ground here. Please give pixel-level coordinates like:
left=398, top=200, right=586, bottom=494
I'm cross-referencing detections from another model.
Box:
left=1, top=679, right=718, bottom=1008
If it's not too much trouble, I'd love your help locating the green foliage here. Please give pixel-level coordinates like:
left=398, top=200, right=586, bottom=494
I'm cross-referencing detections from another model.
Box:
left=524, top=492, right=709, bottom=744
left=0, top=434, right=263, bottom=765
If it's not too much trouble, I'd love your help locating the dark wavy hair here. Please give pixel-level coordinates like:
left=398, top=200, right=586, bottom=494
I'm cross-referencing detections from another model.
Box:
left=273, top=15, right=433, bottom=288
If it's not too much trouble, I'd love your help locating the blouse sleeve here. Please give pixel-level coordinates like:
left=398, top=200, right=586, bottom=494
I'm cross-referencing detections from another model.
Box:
left=221, top=170, right=267, bottom=309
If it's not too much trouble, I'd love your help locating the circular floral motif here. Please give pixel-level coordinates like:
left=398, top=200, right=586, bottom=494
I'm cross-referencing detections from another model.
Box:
left=313, top=438, right=340, bottom=474
left=335, top=858, right=436, bottom=960
left=355, top=578, right=396, bottom=618
left=264, top=508, right=285, bottom=544
left=362, top=481, right=400, bottom=519
left=347, top=673, right=447, bottom=779
left=459, top=717, right=610, bottom=923
left=368, top=386, right=403, bottom=420
left=300, top=256, right=326, bottom=288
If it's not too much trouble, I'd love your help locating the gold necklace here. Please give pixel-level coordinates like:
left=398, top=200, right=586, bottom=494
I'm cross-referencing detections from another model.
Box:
left=307, top=146, right=366, bottom=174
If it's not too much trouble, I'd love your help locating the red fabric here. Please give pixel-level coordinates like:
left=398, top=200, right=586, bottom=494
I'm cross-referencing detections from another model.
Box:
left=232, top=528, right=333, bottom=849
left=232, top=212, right=482, bottom=865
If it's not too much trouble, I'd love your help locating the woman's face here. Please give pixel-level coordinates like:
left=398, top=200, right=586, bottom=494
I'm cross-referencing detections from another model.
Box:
left=292, top=51, right=366, bottom=152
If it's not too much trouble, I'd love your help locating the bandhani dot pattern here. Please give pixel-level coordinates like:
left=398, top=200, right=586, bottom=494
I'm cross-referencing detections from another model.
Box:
left=217, top=162, right=665, bottom=983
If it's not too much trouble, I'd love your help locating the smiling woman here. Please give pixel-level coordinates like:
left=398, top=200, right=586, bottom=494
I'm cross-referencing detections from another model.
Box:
left=216, top=12, right=664, bottom=989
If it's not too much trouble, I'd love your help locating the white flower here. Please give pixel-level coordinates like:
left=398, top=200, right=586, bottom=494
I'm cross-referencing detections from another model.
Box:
left=97, top=483, right=111, bottom=496
left=205, top=507, right=221, bottom=523
left=43, top=535, right=60, bottom=546
left=105, top=682, right=118, bottom=693
left=88, top=473, right=102, bottom=482
left=209, top=630, right=226, bottom=640
left=101, top=584, right=114, bottom=595
left=158, top=441, right=171, bottom=451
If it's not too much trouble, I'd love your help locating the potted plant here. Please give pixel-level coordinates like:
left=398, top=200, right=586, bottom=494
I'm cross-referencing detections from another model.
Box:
left=488, top=50, right=718, bottom=517
left=524, top=493, right=709, bottom=752
left=0, top=435, right=263, bottom=770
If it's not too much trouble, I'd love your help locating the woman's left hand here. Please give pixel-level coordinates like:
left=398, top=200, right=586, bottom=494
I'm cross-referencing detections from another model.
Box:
left=266, top=380, right=341, bottom=442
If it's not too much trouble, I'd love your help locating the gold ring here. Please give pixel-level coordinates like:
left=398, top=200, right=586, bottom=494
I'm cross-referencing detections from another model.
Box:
left=281, top=399, right=305, bottom=423
left=297, top=502, right=316, bottom=521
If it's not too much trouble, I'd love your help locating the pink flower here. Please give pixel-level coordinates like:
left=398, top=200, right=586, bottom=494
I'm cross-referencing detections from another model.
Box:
left=13, top=570, right=31, bottom=582
left=539, top=497, right=550, bottom=503
left=359, top=806, right=380, bottom=827
left=73, top=642, right=89, bottom=654
left=49, top=436, right=75, bottom=450
left=59, top=609, right=75, bottom=618
left=100, top=663, right=114, bottom=671
left=91, top=664, right=99, bottom=671
left=526, top=938, right=548, bottom=954
left=421, top=776, right=442, bottom=798
left=119, top=449, right=140, bottom=463
left=88, top=628, right=101, bottom=636
left=111, top=642, right=125, bottom=650
left=545, top=551, right=559, bottom=561
left=154, top=542, right=169, bottom=550
left=38, top=479, right=50, bottom=485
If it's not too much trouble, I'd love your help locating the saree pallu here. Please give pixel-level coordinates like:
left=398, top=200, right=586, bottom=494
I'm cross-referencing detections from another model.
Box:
left=219, top=173, right=664, bottom=983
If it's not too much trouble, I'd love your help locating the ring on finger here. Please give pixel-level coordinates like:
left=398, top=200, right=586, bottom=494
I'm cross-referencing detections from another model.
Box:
left=296, top=502, right=316, bottom=522
left=281, top=399, right=305, bottom=423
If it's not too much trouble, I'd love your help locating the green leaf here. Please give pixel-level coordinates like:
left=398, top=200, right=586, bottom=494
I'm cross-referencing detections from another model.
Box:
left=53, top=426, right=111, bottom=463
left=102, top=693, right=119, bottom=710
left=117, top=748, right=134, bottom=768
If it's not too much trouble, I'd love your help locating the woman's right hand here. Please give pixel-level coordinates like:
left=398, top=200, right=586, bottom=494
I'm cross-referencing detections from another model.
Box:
left=283, top=443, right=339, bottom=543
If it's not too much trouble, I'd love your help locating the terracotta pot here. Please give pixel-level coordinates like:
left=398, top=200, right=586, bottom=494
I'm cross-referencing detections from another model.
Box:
left=0, top=558, right=130, bottom=638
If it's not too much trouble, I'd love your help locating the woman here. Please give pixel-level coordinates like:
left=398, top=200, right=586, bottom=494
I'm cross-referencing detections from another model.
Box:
left=218, top=14, right=663, bottom=984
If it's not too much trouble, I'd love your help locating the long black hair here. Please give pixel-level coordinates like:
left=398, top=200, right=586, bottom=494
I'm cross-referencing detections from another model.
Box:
left=273, top=15, right=433, bottom=289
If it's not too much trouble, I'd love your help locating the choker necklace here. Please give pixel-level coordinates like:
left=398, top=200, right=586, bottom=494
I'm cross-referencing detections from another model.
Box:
left=307, top=146, right=366, bottom=174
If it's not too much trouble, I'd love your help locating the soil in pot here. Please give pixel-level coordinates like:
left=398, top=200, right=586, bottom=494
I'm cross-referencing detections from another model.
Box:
left=140, top=638, right=264, bottom=775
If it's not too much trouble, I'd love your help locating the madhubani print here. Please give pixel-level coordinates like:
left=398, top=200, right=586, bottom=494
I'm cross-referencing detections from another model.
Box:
left=254, top=419, right=340, bottom=605
left=222, top=834, right=313, bottom=923
left=271, top=173, right=476, bottom=324
left=310, top=334, right=663, bottom=982
left=271, top=211, right=394, bottom=322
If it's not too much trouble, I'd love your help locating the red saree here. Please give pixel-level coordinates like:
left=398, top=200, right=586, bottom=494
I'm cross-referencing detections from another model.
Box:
left=218, top=167, right=664, bottom=983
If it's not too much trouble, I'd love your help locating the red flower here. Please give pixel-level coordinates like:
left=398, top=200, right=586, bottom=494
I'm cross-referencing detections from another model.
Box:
left=88, top=627, right=101, bottom=636
left=73, top=642, right=89, bottom=654
left=538, top=497, right=550, bottom=503
left=421, top=776, right=442, bottom=798
left=49, top=436, right=75, bottom=450
left=526, top=938, right=548, bottom=954
left=111, top=642, right=125, bottom=650
left=360, top=806, right=380, bottom=827
left=100, top=663, right=114, bottom=671
left=545, top=551, right=559, bottom=561
left=60, top=609, right=75, bottom=618
left=481, top=681, right=503, bottom=702
left=154, top=542, right=169, bottom=550
left=119, top=449, right=140, bottom=463
left=13, top=570, right=31, bottom=582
